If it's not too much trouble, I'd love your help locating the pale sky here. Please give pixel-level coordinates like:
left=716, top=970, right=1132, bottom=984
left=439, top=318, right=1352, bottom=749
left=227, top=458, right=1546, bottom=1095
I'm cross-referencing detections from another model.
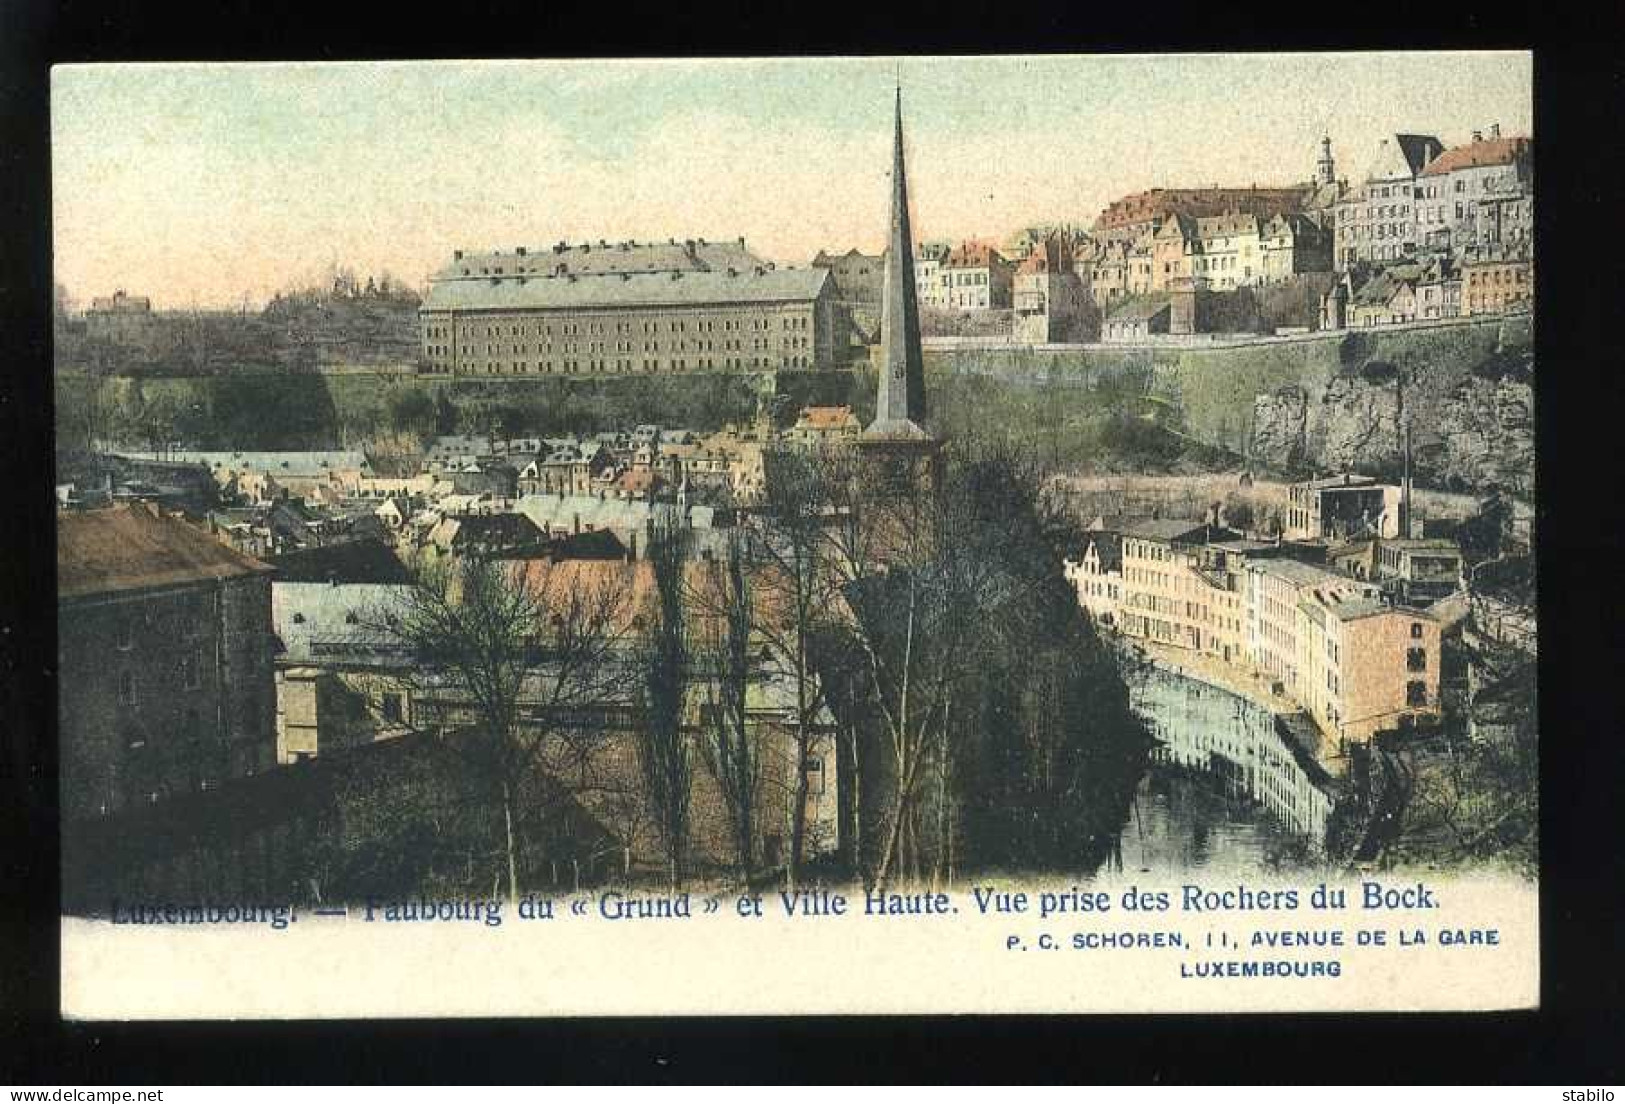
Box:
left=52, top=53, right=1532, bottom=310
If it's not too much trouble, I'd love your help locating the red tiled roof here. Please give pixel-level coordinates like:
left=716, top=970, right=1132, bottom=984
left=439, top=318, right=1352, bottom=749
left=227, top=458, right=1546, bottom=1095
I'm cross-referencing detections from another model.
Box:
left=798, top=405, right=857, bottom=429
left=511, top=558, right=796, bottom=636
left=614, top=469, right=660, bottom=494
left=945, top=241, right=1006, bottom=268
left=59, top=504, right=271, bottom=600
left=1015, top=236, right=1072, bottom=274
left=1095, top=186, right=1308, bottom=230
left=1420, top=136, right=1531, bottom=177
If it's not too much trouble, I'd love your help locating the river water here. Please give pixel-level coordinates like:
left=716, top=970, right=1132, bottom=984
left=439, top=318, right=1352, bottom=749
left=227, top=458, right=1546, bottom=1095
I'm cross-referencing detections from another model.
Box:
left=1112, top=768, right=1322, bottom=876
left=1113, top=662, right=1338, bottom=876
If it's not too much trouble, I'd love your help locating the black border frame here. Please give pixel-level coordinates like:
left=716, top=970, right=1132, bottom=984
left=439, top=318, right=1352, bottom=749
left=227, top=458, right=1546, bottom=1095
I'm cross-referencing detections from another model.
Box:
left=4, top=1, right=1623, bottom=1084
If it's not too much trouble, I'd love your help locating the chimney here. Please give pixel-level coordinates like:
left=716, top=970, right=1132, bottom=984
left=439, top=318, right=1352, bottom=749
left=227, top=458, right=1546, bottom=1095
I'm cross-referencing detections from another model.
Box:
left=1489, top=123, right=1501, bottom=140
left=453, top=249, right=464, bottom=261
left=516, top=246, right=526, bottom=256
left=1472, top=129, right=1483, bottom=143
left=1401, top=420, right=1414, bottom=538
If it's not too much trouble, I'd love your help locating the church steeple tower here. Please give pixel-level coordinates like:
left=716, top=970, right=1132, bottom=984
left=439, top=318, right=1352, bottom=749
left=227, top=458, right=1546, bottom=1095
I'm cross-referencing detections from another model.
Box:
left=863, top=83, right=933, bottom=443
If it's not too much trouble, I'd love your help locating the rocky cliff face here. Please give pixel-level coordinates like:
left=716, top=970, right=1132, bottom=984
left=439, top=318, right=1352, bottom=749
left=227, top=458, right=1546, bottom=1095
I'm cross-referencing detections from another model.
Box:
left=1251, top=385, right=1310, bottom=468
left=1433, top=370, right=1535, bottom=496
left=1248, top=324, right=1533, bottom=495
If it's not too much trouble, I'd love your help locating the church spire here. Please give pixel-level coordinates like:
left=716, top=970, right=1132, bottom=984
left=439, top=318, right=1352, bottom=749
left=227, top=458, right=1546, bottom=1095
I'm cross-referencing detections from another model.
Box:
left=864, top=82, right=931, bottom=440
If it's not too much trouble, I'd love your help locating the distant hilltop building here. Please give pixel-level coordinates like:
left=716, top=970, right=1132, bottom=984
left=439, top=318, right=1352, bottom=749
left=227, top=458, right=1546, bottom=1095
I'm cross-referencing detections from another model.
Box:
left=1078, top=140, right=1345, bottom=316
left=1013, top=233, right=1095, bottom=344
left=1332, top=126, right=1533, bottom=269
left=1093, top=185, right=1314, bottom=247
left=84, top=289, right=167, bottom=353
left=911, top=241, right=953, bottom=309
left=1332, top=133, right=1446, bottom=267
left=1321, top=125, right=1534, bottom=329
left=810, top=248, right=884, bottom=305
left=418, top=236, right=848, bottom=375
left=1414, top=127, right=1533, bottom=261
left=88, top=289, right=152, bottom=314
left=938, top=240, right=1014, bottom=311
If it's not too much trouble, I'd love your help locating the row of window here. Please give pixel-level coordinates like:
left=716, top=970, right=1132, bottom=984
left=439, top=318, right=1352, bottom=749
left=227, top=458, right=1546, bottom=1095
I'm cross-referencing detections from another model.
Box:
left=428, top=315, right=810, bottom=341
left=445, top=355, right=816, bottom=376
left=437, top=333, right=810, bottom=359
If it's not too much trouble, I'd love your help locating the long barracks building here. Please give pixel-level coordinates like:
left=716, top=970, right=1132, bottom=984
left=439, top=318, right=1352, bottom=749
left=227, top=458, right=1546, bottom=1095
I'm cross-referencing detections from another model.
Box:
left=419, top=237, right=847, bottom=375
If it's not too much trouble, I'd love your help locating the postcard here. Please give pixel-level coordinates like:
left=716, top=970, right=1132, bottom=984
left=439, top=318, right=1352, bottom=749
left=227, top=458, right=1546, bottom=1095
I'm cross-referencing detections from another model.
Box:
left=52, top=53, right=1537, bottom=1017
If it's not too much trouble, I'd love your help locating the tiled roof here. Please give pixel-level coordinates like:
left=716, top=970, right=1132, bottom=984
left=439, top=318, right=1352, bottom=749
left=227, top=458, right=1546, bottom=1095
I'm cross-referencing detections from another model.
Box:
left=426, top=435, right=492, bottom=458
left=1015, top=235, right=1075, bottom=274
left=944, top=242, right=1006, bottom=269
left=797, top=405, right=858, bottom=429
left=515, top=494, right=718, bottom=536
left=434, top=238, right=764, bottom=282
left=1094, top=187, right=1309, bottom=231
left=1119, top=518, right=1209, bottom=542
left=1318, top=591, right=1426, bottom=623
left=1195, top=212, right=1260, bottom=238
left=421, top=266, right=828, bottom=313
left=1106, top=294, right=1173, bottom=323
left=1350, top=272, right=1411, bottom=308
left=1252, top=558, right=1347, bottom=587
left=1420, top=136, right=1531, bottom=177
left=1298, top=473, right=1383, bottom=490
left=614, top=469, right=660, bottom=494
left=265, top=539, right=413, bottom=585
left=141, top=450, right=370, bottom=479
left=274, top=581, right=414, bottom=664
left=59, top=504, right=271, bottom=600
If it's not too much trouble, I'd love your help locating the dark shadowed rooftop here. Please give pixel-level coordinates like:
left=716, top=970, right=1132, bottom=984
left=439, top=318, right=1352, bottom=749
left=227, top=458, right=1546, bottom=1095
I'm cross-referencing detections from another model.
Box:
left=58, top=504, right=272, bottom=600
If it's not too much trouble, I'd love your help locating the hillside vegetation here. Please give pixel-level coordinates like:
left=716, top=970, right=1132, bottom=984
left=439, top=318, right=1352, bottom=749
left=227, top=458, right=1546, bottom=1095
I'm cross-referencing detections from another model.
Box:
left=56, top=314, right=1532, bottom=495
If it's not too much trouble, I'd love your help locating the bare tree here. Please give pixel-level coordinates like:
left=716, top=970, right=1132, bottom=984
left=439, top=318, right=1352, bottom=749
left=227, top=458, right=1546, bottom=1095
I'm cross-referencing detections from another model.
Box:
left=753, top=446, right=846, bottom=887
left=690, top=533, right=762, bottom=883
left=379, top=552, right=634, bottom=902
left=635, top=519, right=692, bottom=888
left=816, top=446, right=1003, bottom=889
left=821, top=437, right=1144, bottom=888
